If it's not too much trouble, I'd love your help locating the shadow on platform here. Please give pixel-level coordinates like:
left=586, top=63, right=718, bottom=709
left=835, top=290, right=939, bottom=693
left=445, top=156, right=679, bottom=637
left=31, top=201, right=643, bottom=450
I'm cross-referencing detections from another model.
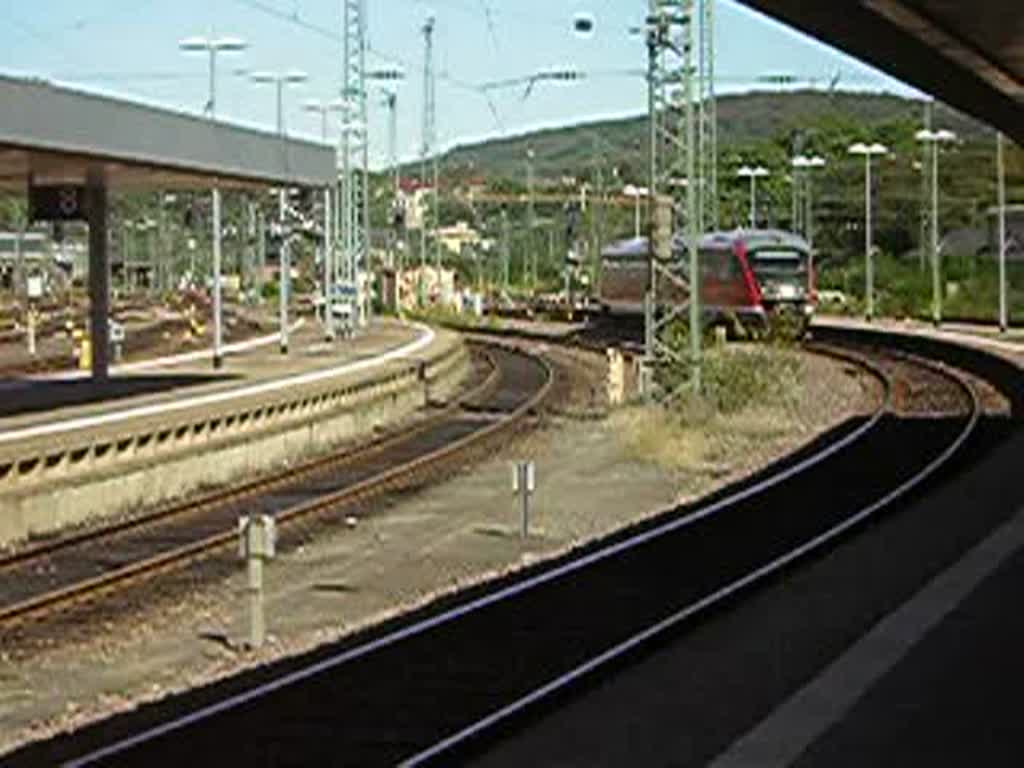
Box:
left=0, top=373, right=239, bottom=419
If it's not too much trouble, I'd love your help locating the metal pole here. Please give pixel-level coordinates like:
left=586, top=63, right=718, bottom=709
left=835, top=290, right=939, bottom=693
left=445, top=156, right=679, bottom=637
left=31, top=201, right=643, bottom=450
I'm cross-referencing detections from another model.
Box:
left=806, top=174, right=815, bottom=250
left=276, top=80, right=284, bottom=136
left=324, top=187, right=335, bottom=341
left=247, top=552, right=265, bottom=649
left=685, top=11, right=701, bottom=393
left=208, top=46, right=224, bottom=369
left=931, top=140, right=941, bottom=326
left=865, top=155, right=874, bottom=322
left=527, top=149, right=535, bottom=291
left=501, top=209, right=510, bottom=293
left=645, top=7, right=658, bottom=391
left=998, top=132, right=1008, bottom=333
left=208, top=47, right=216, bottom=117
left=279, top=189, right=289, bottom=353
left=257, top=207, right=266, bottom=299
left=791, top=169, right=799, bottom=233
left=13, top=226, right=22, bottom=298
left=212, top=188, right=224, bottom=367
left=920, top=100, right=932, bottom=272
left=749, top=176, right=756, bottom=228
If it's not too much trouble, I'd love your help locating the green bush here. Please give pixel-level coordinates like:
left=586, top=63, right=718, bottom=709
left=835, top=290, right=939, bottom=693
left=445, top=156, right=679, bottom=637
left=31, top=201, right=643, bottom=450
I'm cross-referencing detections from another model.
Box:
left=658, top=320, right=803, bottom=417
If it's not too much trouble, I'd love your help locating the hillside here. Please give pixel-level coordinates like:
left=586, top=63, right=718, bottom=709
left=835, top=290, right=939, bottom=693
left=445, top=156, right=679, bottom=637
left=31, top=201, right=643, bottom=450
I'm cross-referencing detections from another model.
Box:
left=431, top=90, right=990, bottom=181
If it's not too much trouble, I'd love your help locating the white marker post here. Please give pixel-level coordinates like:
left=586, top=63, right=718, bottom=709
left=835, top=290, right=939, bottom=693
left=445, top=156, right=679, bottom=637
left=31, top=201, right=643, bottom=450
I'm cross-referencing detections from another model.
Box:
left=512, top=461, right=536, bottom=540
left=238, top=514, right=277, bottom=649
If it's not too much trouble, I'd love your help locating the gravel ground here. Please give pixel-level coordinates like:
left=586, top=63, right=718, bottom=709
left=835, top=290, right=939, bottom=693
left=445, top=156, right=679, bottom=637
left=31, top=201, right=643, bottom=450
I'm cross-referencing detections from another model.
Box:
left=0, top=346, right=876, bottom=756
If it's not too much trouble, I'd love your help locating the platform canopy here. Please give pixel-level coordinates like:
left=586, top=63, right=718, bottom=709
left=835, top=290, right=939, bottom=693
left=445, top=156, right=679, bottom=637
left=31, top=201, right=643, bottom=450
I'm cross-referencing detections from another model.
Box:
left=740, top=0, right=1024, bottom=145
left=0, top=75, right=336, bottom=191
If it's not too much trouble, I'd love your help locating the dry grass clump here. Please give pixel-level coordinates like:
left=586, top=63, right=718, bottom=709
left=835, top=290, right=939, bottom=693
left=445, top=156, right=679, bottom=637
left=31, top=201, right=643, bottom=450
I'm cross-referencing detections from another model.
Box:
left=614, top=344, right=808, bottom=484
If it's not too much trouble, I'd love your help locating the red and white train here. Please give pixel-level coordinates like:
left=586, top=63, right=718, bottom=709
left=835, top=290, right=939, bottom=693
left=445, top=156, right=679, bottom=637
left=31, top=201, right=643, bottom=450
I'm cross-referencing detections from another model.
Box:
left=597, top=229, right=817, bottom=334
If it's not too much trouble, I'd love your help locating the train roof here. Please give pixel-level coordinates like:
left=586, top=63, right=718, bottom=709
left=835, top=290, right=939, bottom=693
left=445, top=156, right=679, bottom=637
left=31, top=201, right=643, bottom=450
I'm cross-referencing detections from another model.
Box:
left=602, top=229, right=810, bottom=258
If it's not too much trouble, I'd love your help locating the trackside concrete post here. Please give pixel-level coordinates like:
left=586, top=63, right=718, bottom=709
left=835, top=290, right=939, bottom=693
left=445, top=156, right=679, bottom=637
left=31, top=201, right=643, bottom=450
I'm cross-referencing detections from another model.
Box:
left=239, top=515, right=277, bottom=649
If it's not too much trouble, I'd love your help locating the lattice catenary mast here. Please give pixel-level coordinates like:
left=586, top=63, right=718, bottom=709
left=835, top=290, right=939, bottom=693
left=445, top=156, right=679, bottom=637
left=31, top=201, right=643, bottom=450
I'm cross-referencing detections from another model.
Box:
left=644, top=0, right=702, bottom=397
left=340, top=0, right=370, bottom=327
left=697, top=0, right=718, bottom=231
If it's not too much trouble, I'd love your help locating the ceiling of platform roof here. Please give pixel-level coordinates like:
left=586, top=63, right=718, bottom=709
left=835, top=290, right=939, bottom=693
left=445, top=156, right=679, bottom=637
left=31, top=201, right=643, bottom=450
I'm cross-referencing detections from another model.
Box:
left=0, top=76, right=335, bottom=192
left=740, top=0, right=1024, bottom=145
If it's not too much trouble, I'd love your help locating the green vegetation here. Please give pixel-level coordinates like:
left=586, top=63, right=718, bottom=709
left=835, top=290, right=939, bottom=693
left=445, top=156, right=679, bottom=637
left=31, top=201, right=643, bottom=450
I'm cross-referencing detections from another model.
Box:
left=614, top=343, right=808, bottom=483
left=430, top=91, right=991, bottom=182
left=819, top=254, right=1024, bottom=323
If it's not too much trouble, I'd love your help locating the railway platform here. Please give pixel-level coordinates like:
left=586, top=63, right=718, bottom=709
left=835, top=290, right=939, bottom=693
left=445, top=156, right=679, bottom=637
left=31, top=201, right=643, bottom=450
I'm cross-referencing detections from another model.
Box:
left=0, top=318, right=470, bottom=546
left=813, top=315, right=1024, bottom=365
left=713, top=439, right=1024, bottom=768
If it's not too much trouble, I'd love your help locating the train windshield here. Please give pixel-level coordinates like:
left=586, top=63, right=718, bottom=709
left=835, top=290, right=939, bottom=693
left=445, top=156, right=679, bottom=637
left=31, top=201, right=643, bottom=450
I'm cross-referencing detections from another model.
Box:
left=749, top=248, right=809, bottom=283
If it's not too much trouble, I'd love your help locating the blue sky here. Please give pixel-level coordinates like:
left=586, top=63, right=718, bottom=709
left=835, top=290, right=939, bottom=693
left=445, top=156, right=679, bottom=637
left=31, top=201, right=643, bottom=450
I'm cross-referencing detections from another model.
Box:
left=2, top=1, right=922, bottom=167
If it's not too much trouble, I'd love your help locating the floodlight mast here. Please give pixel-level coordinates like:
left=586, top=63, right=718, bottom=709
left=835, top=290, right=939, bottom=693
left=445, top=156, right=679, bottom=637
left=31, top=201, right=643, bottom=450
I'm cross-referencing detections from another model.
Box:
left=178, top=33, right=248, bottom=370
left=915, top=128, right=957, bottom=325
left=251, top=68, right=309, bottom=353
left=849, top=142, right=888, bottom=321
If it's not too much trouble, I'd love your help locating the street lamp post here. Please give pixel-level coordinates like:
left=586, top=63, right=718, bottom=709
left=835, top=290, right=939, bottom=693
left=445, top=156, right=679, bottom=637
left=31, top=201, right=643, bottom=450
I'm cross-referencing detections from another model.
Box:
left=737, top=166, right=769, bottom=228
left=792, top=155, right=826, bottom=245
left=179, top=33, right=247, bottom=369
left=303, top=98, right=345, bottom=343
left=251, top=69, right=309, bottom=354
left=849, top=142, right=888, bottom=322
left=916, top=128, right=957, bottom=326
left=302, top=98, right=345, bottom=142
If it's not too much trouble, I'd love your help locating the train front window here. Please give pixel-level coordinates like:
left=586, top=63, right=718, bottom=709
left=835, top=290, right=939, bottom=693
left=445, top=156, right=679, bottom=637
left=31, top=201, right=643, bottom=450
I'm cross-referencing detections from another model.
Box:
left=750, top=249, right=808, bottom=282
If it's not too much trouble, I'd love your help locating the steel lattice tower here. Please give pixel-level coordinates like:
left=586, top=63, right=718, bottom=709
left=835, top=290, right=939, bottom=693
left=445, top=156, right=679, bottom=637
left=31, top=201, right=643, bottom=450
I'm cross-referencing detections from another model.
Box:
left=419, top=16, right=440, bottom=281
left=340, top=0, right=369, bottom=326
left=644, top=0, right=701, bottom=398
left=697, top=0, right=718, bottom=232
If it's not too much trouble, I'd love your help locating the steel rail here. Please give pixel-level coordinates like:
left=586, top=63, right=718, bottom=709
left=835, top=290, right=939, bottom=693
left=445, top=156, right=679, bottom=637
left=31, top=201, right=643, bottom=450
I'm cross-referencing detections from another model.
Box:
left=0, top=344, right=551, bottom=628
left=61, top=343, right=896, bottom=768
left=0, top=346, right=497, bottom=572
left=401, top=348, right=980, bottom=766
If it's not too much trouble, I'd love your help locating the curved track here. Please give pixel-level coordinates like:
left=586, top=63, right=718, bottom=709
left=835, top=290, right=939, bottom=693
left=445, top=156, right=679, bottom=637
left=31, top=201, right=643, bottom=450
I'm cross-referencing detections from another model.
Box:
left=11, top=333, right=1004, bottom=767
left=0, top=343, right=551, bottom=630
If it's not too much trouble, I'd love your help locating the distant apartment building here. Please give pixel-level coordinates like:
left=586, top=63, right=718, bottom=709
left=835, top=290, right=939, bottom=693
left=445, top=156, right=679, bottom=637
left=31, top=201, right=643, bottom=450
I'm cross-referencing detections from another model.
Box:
left=435, top=221, right=483, bottom=256
left=397, top=179, right=432, bottom=231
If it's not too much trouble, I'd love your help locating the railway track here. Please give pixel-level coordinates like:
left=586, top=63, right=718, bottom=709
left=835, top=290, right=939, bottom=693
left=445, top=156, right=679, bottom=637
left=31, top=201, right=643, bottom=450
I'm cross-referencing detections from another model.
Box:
left=0, top=342, right=552, bottom=633
left=14, top=332, right=1009, bottom=767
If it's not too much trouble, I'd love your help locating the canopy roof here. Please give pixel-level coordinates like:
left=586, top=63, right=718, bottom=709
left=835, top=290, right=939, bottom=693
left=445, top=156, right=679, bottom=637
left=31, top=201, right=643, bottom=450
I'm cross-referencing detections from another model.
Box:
left=0, top=76, right=335, bottom=191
